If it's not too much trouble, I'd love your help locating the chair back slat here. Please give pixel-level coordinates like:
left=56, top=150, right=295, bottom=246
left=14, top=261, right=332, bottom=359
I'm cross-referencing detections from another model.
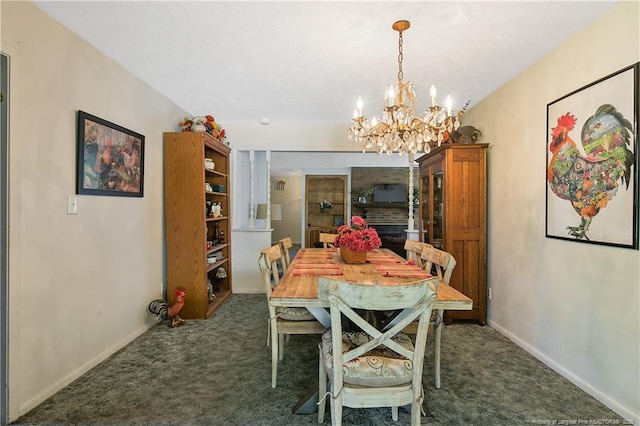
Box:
left=420, top=246, right=456, bottom=286
left=278, top=237, right=293, bottom=270
left=319, top=233, right=337, bottom=248
left=404, top=240, right=431, bottom=269
left=260, top=244, right=285, bottom=285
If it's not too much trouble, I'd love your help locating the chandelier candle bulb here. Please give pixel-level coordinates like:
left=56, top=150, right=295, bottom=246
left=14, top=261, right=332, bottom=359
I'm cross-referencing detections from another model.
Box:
left=430, top=85, right=437, bottom=107
left=446, top=96, right=452, bottom=117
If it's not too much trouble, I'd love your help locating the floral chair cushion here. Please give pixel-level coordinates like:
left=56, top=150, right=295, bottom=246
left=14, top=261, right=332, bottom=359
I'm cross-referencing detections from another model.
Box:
left=320, top=329, right=415, bottom=387
left=277, top=306, right=316, bottom=321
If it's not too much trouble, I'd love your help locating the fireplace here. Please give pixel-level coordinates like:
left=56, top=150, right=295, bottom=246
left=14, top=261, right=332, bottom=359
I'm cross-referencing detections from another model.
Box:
left=369, top=224, right=407, bottom=258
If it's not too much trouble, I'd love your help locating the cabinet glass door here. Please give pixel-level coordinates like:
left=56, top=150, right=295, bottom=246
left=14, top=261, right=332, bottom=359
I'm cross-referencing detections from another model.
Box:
left=432, top=172, right=444, bottom=248
left=421, top=175, right=430, bottom=243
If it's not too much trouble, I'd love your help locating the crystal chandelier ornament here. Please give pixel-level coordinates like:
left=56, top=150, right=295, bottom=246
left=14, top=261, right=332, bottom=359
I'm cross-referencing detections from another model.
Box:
left=349, top=20, right=469, bottom=156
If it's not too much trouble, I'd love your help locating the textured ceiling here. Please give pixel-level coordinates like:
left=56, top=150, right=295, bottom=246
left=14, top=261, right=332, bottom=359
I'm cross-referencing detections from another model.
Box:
left=34, top=1, right=616, bottom=125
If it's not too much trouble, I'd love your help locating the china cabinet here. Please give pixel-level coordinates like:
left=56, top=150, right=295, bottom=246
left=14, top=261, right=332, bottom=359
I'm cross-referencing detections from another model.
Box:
left=163, top=131, right=232, bottom=319
left=305, top=175, right=347, bottom=248
left=418, top=143, right=488, bottom=325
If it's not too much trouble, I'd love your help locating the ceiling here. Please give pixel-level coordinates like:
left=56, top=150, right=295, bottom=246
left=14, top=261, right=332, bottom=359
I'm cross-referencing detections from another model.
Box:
left=34, top=1, right=616, bottom=126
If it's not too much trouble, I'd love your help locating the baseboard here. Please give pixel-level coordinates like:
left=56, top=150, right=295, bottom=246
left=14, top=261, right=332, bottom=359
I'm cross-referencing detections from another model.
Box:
left=19, top=321, right=156, bottom=418
left=488, top=319, right=639, bottom=424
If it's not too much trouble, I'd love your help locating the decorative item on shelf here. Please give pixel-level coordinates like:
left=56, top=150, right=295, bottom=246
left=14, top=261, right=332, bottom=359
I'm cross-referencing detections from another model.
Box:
left=205, top=182, right=213, bottom=192
left=211, top=184, right=226, bottom=193
left=450, top=125, right=482, bottom=144
left=211, top=202, right=222, bottom=218
left=211, top=222, right=220, bottom=245
left=216, top=267, right=228, bottom=279
left=178, top=115, right=228, bottom=145
left=334, top=216, right=382, bottom=264
left=204, top=158, right=215, bottom=171
left=318, top=199, right=332, bottom=213
left=207, top=279, right=215, bottom=302
left=348, top=20, right=469, bottom=156
left=215, top=267, right=228, bottom=291
left=357, top=188, right=374, bottom=204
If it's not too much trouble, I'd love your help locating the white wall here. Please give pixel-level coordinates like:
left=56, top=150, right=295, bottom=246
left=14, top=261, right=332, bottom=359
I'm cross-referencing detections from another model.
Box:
left=2, top=2, right=190, bottom=420
left=463, top=3, right=639, bottom=422
left=271, top=174, right=303, bottom=245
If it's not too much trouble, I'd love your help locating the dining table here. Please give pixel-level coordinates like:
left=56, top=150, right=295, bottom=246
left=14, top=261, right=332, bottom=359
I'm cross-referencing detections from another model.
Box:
left=270, top=247, right=473, bottom=414
left=270, top=247, right=473, bottom=324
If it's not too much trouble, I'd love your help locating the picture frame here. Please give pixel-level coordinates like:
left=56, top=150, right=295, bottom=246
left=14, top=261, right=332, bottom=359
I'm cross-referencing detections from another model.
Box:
left=545, top=63, right=639, bottom=249
left=76, top=110, right=145, bottom=197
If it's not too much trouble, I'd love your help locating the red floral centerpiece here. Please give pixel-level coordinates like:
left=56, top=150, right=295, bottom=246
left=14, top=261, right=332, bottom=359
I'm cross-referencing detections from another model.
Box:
left=334, top=216, right=382, bottom=264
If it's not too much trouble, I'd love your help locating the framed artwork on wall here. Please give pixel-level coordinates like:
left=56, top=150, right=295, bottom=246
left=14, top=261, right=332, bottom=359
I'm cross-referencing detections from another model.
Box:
left=545, top=62, right=639, bottom=249
left=76, top=110, right=145, bottom=197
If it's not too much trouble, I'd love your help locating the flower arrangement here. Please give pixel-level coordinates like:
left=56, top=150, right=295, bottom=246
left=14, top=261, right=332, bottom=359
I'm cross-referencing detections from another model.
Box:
left=357, top=187, right=374, bottom=198
left=318, top=200, right=333, bottom=210
left=179, top=115, right=227, bottom=141
left=334, top=216, right=382, bottom=253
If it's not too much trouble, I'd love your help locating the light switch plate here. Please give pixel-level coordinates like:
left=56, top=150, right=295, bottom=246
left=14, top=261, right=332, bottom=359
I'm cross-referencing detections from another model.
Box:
left=67, top=195, right=78, bottom=215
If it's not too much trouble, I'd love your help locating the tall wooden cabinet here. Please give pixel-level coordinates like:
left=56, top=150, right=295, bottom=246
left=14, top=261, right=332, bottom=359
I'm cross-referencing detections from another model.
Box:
left=305, top=175, right=347, bottom=248
left=163, top=132, right=232, bottom=319
left=417, top=143, right=488, bottom=325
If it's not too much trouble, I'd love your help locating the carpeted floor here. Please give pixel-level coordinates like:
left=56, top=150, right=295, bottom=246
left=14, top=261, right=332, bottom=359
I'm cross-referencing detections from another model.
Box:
left=13, top=294, right=625, bottom=425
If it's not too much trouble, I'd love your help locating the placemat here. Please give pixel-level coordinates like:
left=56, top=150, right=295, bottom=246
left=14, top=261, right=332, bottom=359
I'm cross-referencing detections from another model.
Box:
left=292, top=267, right=343, bottom=276
left=366, top=253, right=405, bottom=264
left=374, top=264, right=433, bottom=279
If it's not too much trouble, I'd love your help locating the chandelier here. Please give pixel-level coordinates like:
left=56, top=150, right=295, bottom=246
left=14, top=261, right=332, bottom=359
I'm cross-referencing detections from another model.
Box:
left=348, top=20, right=468, bottom=156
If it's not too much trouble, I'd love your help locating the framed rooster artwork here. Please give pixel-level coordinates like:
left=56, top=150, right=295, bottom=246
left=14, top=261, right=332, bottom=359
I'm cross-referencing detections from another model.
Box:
left=546, top=62, right=639, bottom=249
left=76, top=110, right=145, bottom=197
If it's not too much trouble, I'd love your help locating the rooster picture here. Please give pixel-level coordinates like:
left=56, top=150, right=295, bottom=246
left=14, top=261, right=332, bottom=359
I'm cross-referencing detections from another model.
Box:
left=148, top=290, right=186, bottom=328
left=547, top=104, right=635, bottom=241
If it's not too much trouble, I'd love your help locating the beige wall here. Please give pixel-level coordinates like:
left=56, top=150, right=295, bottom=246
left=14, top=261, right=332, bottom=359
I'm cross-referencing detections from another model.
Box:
left=463, top=3, right=639, bottom=422
left=2, top=2, right=190, bottom=420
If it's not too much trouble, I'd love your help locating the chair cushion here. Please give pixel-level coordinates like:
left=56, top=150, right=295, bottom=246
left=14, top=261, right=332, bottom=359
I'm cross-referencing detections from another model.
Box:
left=276, top=306, right=316, bottom=321
left=321, top=329, right=415, bottom=387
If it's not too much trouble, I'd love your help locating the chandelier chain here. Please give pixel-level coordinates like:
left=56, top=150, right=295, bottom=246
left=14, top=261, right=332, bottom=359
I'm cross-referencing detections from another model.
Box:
left=397, top=32, right=404, bottom=82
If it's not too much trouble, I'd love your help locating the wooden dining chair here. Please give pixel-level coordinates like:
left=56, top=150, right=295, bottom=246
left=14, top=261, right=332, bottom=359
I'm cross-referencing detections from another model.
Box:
left=258, top=245, right=325, bottom=388
left=404, top=239, right=430, bottom=269
left=404, top=245, right=457, bottom=389
left=278, top=237, right=293, bottom=270
left=319, top=232, right=337, bottom=248
left=317, top=277, right=437, bottom=425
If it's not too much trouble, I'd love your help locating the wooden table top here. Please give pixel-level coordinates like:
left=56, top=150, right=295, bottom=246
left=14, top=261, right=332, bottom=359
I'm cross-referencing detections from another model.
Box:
left=270, top=248, right=473, bottom=310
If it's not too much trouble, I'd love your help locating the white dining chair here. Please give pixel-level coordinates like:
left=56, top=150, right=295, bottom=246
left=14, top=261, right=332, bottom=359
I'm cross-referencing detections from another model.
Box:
left=404, top=245, right=457, bottom=389
left=258, top=244, right=325, bottom=388
left=317, top=277, right=436, bottom=425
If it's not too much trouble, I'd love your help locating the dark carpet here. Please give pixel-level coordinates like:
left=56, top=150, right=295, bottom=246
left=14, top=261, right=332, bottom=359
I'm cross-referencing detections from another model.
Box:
left=13, top=294, right=624, bottom=425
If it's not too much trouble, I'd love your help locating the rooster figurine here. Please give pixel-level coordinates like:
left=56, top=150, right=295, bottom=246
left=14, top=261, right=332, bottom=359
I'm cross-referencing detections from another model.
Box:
left=547, top=104, right=635, bottom=240
left=148, top=290, right=186, bottom=328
